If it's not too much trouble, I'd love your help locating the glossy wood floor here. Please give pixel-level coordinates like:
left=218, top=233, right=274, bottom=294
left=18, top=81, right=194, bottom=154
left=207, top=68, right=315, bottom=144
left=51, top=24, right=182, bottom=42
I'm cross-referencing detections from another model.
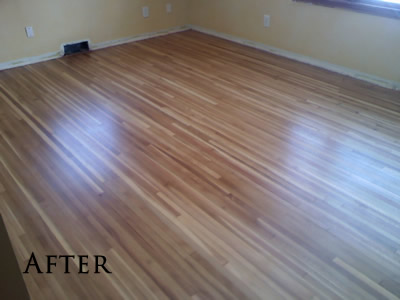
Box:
left=0, top=30, right=400, bottom=300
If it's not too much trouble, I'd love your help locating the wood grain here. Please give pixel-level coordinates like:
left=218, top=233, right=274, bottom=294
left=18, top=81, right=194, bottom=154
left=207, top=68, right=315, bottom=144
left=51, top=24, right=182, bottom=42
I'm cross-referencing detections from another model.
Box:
left=0, top=30, right=399, bottom=299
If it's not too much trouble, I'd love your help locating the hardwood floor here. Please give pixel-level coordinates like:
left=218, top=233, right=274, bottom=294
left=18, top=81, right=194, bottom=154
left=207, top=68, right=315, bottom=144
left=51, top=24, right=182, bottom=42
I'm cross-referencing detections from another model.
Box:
left=0, top=30, right=399, bottom=299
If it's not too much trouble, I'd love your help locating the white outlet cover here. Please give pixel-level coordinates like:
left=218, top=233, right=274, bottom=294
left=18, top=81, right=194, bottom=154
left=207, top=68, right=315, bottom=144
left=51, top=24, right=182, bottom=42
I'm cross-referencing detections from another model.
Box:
left=25, top=26, right=35, bottom=38
left=166, top=3, right=172, bottom=13
left=264, top=15, right=270, bottom=28
left=142, top=6, right=149, bottom=18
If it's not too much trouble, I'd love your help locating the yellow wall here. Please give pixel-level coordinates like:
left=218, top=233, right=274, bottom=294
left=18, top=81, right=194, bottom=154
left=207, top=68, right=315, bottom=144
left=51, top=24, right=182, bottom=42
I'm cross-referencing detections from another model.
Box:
left=0, top=0, right=188, bottom=63
left=189, top=0, right=400, bottom=83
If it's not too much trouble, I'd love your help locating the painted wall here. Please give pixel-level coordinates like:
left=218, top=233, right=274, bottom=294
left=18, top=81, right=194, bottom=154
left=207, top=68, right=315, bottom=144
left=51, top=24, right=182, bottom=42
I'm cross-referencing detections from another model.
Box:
left=189, top=0, right=400, bottom=83
left=0, top=0, right=188, bottom=63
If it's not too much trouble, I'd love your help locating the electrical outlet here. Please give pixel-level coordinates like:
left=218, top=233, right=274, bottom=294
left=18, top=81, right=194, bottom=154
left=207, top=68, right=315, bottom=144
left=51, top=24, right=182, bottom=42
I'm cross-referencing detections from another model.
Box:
left=25, top=26, right=35, bottom=38
left=166, top=3, right=172, bottom=14
left=264, top=15, right=270, bottom=28
left=142, top=6, right=149, bottom=18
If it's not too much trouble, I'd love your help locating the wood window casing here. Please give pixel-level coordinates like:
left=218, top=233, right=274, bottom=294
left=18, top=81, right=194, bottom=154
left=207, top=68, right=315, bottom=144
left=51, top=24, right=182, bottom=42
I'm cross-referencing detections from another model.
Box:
left=295, top=0, right=400, bottom=19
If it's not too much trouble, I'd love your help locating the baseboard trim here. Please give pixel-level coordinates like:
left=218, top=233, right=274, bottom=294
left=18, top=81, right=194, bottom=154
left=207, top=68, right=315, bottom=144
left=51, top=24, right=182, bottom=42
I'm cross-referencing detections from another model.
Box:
left=188, top=25, right=400, bottom=90
left=91, top=25, right=189, bottom=50
left=0, top=25, right=190, bottom=71
left=0, top=51, right=63, bottom=71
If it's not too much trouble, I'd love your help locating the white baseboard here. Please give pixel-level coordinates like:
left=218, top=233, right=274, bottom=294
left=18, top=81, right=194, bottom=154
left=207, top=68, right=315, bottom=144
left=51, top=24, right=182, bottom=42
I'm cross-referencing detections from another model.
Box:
left=91, top=25, right=189, bottom=50
left=188, top=25, right=400, bottom=90
left=0, top=25, right=190, bottom=71
left=0, top=51, right=63, bottom=71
